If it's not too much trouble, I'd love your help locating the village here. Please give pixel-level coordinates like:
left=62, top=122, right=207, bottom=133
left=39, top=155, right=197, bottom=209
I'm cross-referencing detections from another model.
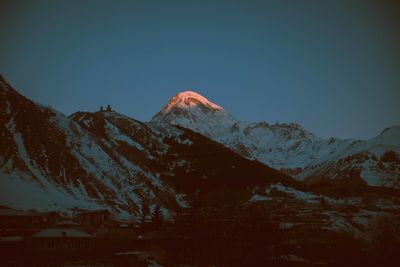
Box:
left=2, top=191, right=399, bottom=267
left=0, top=205, right=193, bottom=267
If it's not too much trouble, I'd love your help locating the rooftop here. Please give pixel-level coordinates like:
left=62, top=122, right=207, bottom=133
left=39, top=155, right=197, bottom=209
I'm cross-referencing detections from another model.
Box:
left=32, top=228, right=94, bottom=238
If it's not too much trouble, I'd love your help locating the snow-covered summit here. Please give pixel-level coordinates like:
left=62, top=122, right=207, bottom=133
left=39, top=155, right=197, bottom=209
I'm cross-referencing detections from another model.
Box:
left=152, top=91, right=237, bottom=137
left=160, top=91, right=223, bottom=112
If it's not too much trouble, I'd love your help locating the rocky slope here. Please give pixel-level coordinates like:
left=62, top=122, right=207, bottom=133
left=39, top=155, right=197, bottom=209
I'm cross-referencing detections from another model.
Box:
left=0, top=76, right=294, bottom=218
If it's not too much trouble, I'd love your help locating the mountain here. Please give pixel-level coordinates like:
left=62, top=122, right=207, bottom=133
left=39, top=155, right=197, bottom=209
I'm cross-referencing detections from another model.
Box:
left=0, top=76, right=170, bottom=218
left=152, top=91, right=400, bottom=188
left=301, top=126, right=400, bottom=187
left=0, top=77, right=294, bottom=217
left=2, top=76, right=400, bottom=242
left=152, top=91, right=237, bottom=137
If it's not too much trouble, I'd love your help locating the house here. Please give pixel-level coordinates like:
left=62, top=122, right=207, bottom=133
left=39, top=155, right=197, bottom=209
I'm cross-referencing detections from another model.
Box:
left=75, top=209, right=110, bottom=227
left=53, top=219, right=82, bottom=228
left=0, top=206, right=60, bottom=229
left=22, top=221, right=97, bottom=266
left=27, top=226, right=95, bottom=253
left=95, top=220, right=138, bottom=239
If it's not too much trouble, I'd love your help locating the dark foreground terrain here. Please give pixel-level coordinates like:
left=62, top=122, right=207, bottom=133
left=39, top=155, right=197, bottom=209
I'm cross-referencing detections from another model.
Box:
left=1, top=187, right=400, bottom=267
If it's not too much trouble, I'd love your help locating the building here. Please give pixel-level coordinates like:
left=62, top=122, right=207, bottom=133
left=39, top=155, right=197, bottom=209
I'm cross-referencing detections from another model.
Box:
left=28, top=228, right=94, bottom=252
left=0, top=206, right=60, bottom=229
left=96, top=220, right=138, bottom=239
left=99, top=104, right=113, bottom=112
left=22, top=221, right=97, bottom=266
left=75, top=209, right=110, bottom=227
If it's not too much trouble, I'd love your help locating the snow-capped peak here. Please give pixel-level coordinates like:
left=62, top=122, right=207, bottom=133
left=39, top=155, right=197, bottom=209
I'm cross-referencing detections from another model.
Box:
left=160, top=91, right=223, bottom=112
left=151, top=91, right=237, bottom=137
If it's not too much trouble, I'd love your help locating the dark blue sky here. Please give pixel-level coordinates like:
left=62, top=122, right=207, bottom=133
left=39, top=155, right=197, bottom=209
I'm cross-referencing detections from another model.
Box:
left=1, top=0, right=399, bottom=139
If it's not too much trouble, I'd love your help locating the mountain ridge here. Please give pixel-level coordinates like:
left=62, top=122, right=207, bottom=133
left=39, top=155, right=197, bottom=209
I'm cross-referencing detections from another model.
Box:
left=0, top=77, right=296, bottom=218
left=152, top=91, right=400, bottom=188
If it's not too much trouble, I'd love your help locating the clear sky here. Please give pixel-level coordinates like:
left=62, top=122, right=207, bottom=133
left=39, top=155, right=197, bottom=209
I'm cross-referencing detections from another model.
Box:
left=1, top=0, right=399, bottom=139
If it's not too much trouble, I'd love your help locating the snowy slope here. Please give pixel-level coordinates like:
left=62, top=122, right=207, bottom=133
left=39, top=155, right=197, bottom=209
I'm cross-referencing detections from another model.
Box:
left=0, top=76, right=177, bottom=218
left=152, top=91, right=400, bottom=188
left=0, top=77, right=294, bottom=217
left=301, top=126, right=400, bottom=187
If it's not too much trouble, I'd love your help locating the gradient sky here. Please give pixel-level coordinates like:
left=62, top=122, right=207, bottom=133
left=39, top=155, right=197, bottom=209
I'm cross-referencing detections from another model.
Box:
left=1, top=0, right=399, bottom=139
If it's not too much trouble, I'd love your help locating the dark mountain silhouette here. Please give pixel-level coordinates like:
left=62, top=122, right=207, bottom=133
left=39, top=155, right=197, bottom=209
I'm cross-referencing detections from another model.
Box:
left=0, top=75, right=296, bottom=218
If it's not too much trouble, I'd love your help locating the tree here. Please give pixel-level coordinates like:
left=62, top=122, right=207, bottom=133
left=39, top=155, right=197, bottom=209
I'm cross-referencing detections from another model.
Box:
left=140, top=201, right=149, bottom=226
left=151, top=204, right=163, bottom=229
left=100, top=105, right=104, bottom=112
left=106, top=104, right=112, bottom=112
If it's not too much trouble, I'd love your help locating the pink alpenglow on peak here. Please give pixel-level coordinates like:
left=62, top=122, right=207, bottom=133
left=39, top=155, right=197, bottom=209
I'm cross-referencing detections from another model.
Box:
left=161, top=91, right=223, bottom=112
left=151, top=91, right=238, bottom=138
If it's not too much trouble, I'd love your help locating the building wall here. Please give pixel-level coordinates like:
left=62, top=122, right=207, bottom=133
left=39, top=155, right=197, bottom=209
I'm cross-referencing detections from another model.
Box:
left=29, top=238, right=93, bottom=252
